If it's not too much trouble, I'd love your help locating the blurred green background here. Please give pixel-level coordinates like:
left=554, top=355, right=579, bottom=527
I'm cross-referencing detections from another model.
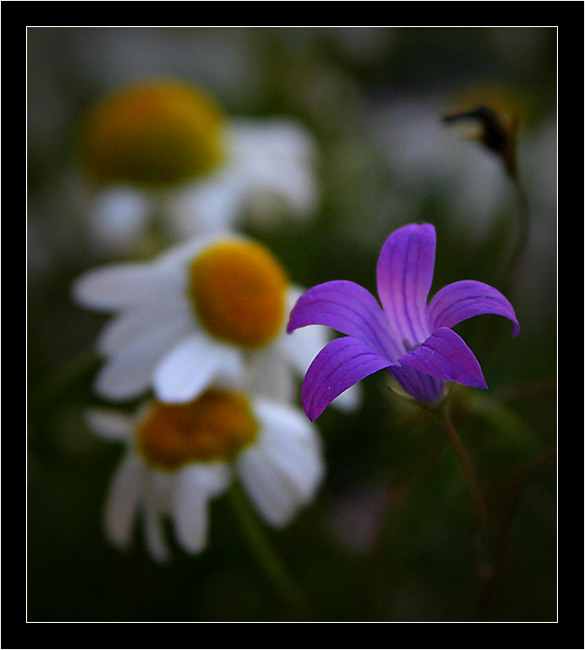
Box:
left=27, top=27, right=556, bottom=622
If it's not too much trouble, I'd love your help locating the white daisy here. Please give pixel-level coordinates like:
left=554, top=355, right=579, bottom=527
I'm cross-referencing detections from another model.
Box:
left=77, top=79, right=318, bottom=256
left=86, top=387, right=324, bottom=561
left=165, top=116, right=319, bottom=237
left=73, top=232, right=360, bottom=410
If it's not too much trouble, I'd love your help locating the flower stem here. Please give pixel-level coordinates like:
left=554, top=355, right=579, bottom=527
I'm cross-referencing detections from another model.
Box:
left=227, top=481, right=305, bottom=612
left=475, top=445, right=556, bottom=620
left=440, top=398, right=487, bottom=524
left=500, top=175, right=530, bottom=297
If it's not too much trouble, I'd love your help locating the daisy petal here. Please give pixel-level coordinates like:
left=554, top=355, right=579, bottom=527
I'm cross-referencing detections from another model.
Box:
left=97, top=298, right=193, bottom=355
left=95, top=325, right=186, bottom=400
left=258, top=432, right=323, bottom=503
left=332, top=382, right=362, bottom=412
left=287, top=280, right=399, bottom=359
left=85, top=408, right=134, bottom=441
left=282, top=286, right=329, bottom=374
left=72, top=262, right=183, bottom=312
left=302, top=336, right=394, bottom=421
left=229, top=118, right=318, bottom=219
left=254, top=400, right=323, bottom=500
left=153, top=334, right=243, bottom=403
left=88, top=186, right=150, bottom=255
left=245, top=341, right=295, bottom=403
left=254, top=398, right=321, bottom=445
left=103, top=453, right=145, bottom=550
left=172, top=463, right=230, bottom=555
left=427, top=280, right=520, bottom=336
left=142, top=503, right=171, bottom=563
left=398, top=327, right=487, bottom=389
left=166, top=173, right=244, bottom=237
left=237, top=446, right=300, bottom=527
left=282, top=319, right=324, bottom=374
left=376, top=223, right=436, bottom=344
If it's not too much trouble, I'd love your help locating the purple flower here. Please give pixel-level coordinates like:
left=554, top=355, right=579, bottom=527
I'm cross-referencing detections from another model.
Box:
left=287, top=223, right=520, bottom=421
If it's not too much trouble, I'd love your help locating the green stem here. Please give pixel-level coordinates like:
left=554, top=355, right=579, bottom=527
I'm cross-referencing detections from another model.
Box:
left=440, top=399, right=487, bottom=525
left=501, top=175, right=530, bottom=297
left=365, top=429, right=447, bottom=619
left=475, top=445, right=556, bottom=620
left=227, top=482, right=305, bottom=611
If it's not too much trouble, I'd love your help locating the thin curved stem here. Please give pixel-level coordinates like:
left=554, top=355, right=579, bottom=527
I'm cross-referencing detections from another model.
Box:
left=475, top=445, right=556, bottom=620
left=440, top=398, right=487, bottom=525
left=365, top=427, right=447, bottom=619
left=500, top=175, right=530, bottom=297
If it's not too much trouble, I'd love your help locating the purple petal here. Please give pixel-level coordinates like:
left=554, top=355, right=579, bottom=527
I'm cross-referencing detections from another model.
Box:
left=398, top=327, right=487, bottom=389
left=301, top=336, right=394, bottom=421
left=287, top=280, right=400, bottom=359
left=427, top=280, right=520, bottom=337
left=376, top=223, right=436, bottom=346
left=390, top=366, right=446, bottom=404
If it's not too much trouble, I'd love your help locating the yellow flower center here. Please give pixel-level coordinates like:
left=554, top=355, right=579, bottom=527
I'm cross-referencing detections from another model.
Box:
left=78, top=79, right=225, bottom=187
left=136, top=390, right=259, bottom=469
left=188, top=239, right=288, bottom=348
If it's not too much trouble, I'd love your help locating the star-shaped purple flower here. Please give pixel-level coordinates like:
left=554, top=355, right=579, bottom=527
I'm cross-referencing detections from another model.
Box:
left=287, top=223, right=520, bottom=421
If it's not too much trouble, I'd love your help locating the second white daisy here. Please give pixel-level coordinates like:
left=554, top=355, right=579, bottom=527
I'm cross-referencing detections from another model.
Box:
left=73, top=233, right=356, bottom=409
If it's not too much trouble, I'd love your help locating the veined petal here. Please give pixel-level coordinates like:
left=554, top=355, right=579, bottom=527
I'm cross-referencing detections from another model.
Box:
left=398, top=327, right=487, bottom=389
left=287, top=280, right=400, bottom=359
left=427, top=280, right=520, bottom=336
left=301, top=336, right=395, bottom=421
left=376, top=223, right=436, bottom=345
left=153, top=333, right=243, bottom=403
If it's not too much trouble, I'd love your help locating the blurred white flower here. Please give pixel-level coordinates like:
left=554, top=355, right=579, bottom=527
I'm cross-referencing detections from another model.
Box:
left=73, top=232, right=359, bottom=410
left=166, top=117, right=319, bottom=237
left=87, top=388, right=324, bottom=561
left=77, top=79, right=319, bottom=256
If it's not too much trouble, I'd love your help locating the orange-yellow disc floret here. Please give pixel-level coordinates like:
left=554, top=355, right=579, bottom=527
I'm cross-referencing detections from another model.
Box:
left=137, top=390, right=259, bottom=469
left=189, top=239, right=288, bottom=348
left=78, top=79, right=225, bottom=187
